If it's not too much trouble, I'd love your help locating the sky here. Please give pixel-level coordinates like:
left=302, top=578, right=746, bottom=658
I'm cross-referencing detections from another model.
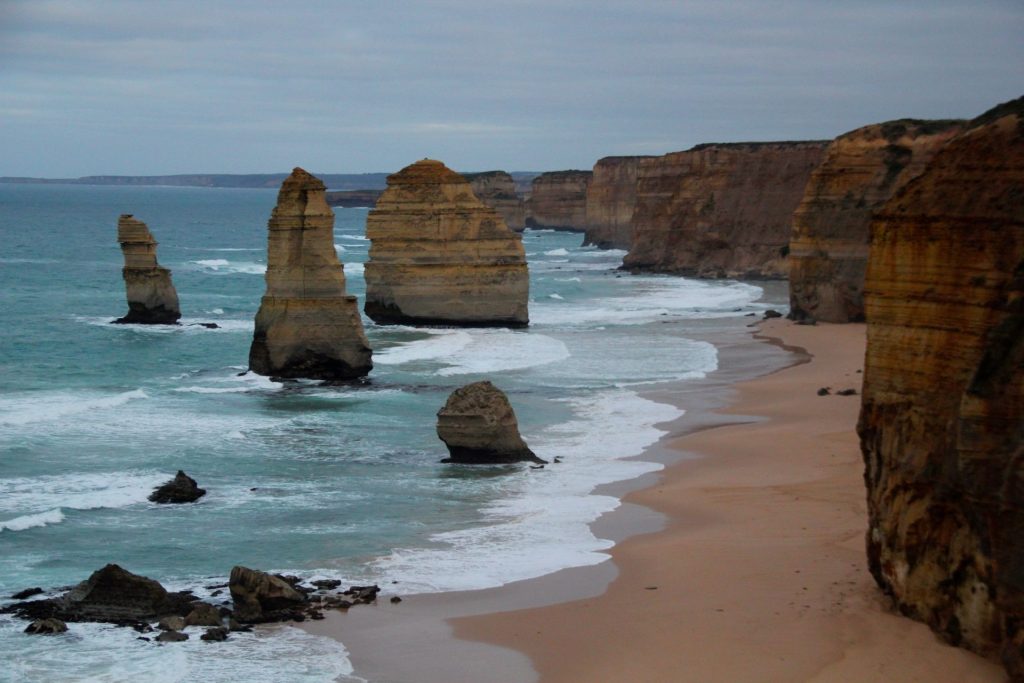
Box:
left=1, top=0, right=1021, bottom=176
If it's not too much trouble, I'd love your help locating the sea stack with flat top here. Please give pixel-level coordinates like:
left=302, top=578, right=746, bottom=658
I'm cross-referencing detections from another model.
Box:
left=114, top=215, right=181, bottom=324
left=248, top=168, right=372, bottom=380
left=364, top=159, right=529, bottom=327
left=437, top=381, right=544, bottom=464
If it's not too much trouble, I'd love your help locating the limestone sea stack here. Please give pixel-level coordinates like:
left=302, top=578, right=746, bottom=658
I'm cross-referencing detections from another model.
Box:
left=364, top=159, right=529, bottom=327
left=858, top=96, right=1024, bottom=677
left=464, top=171, right=527, bottom=232
left=248, top=168, right=372, bottom=380
left=622, top=142, right=828, bottom=279
left=525, top=170, right=592, bottom=231
left=583, top=156, right=653, bottom=250
left=436, top=381, right=544, bottom=464
left=788, top=119, right=964, bottom=322
left=114, top=215, right=181, bottom=324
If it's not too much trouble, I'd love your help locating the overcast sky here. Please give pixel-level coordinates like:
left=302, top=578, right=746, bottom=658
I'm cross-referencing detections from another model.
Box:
left=1, top=0, right=1021, bottom=176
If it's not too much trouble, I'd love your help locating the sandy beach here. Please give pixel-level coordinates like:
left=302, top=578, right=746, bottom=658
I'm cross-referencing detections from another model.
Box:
left=457, top=319, right=1005, bottom=682
left=302, top=319, right=1006, bottom=682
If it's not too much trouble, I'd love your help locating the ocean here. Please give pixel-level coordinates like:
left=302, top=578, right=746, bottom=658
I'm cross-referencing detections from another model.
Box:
left=0, top=184, right=784, bottom=682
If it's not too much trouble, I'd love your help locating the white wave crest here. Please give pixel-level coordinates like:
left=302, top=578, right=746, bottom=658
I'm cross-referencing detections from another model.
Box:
left=0, top=389, right=148, bottom=427
left=436, top=331, right=570, bottom=376
left=0, top=508, right=65, bottom=533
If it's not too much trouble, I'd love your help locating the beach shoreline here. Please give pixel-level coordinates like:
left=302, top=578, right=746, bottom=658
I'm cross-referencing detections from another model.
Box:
left=304, top=318, right=1005, bottom=682
left=300, top=315, right=798, bottom=682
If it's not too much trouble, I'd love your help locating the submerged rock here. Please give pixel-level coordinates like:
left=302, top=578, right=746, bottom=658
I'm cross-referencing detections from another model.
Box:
left=364, top=159, right=530, bottom=327
left=155, top=630, right=189, bottom=643
left=148, top=470, right=206, bottom=504
left=229, top=566, right=307, bottom=623
left=113, top=215, right=181, bottom=325
left=858, top=96, right=1024, bottom=677
left=10, top=587, right=43, bottom=600
left=24, top=618, right=67, bottom=635
left=248, top=168, right=373, bottom=380
left=436, top=381, right=544, bottom=464
left=184, top=602, right=222, bottom=627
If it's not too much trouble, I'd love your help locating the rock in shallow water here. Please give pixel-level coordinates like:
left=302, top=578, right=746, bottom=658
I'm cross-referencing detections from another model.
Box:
left=148, top=470, right=206, bottom=504
left=24, top=618, right=67, bottom=634
left=229, top=566, right=307, bottom=623
left=436, top=381, right=544, bottom=464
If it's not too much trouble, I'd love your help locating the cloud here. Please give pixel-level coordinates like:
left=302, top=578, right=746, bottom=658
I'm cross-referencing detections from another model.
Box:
left=0, top=0, right=1021, bottom=175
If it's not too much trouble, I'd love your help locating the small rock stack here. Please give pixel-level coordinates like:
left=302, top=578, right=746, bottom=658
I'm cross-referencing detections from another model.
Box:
left=114, top=215, right=181, bottom=324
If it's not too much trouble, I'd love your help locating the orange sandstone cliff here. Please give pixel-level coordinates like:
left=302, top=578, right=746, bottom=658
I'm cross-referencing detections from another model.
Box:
left=364, top=159, right=529, bottom=327
left=788, top=119, right=964, bottom=322
left=525, top=170, right=591, bottom=231
left=463, top=171, right=526, bottom=232
left=583, top=156, right=652, bottom=250
left=622, top=142, right=827, bottom=279
left=858, top=96, right=1024, bottom=678
left=249, top=168, right=372, bottom=379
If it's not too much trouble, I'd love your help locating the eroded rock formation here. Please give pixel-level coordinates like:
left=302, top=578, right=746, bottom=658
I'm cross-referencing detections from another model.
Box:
left=583, top=156, right=652, bottom=249
left=364, top=159, right=529, bottom=327
left=229, top=566, right=307, bottom=623
left=464, top=171, right=527, bottom=231
left=526, top=170, right=592, bottom=231
left=148, top=470, right=206, bottom=504
left=436, top=381, right=543, bottom=464
left=788, top=119, right=964, bottom=322
left=858, top=96, right=1024, bottom=677
left=249, top=168, right=372, bottom=379
left=622, top=142, right=828, bottom=278
left=114, top=215, right=181, bottom=324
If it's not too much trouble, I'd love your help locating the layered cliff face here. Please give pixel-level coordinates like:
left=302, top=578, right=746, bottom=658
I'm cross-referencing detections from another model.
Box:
left=789, top=120, right=964, bottom=322
left=526, top=170, right=591, bottom=231
left=622, top=142, right=828, bottom=279
left=464, top=171, right=526, bottom=232
left=858, top=97, right=1024, bottom=677
left=583, top=156, right=652, bottom=249
left=364, top=159, right=529, bottom=327
left=249, top=168, right=372, bottom=380
left=114, top=215, right=181, bottom=324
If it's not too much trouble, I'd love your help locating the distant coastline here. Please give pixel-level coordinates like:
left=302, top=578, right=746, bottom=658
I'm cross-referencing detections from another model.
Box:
left=0, top=171, right=540, bottom=192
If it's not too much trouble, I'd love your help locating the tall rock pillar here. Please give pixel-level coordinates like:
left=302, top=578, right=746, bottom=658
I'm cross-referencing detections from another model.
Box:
left=114, top=215, right=181, bottom=324
left=249, top=168, right=372, bottom=379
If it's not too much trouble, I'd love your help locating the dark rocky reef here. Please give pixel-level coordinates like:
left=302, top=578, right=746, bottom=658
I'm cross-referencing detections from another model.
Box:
left=113, top=215, right=181, bottom=325
left=324, top=189, right=383, bottom=208
left=437, top=381, right=544, bottom=464
left=228, top=566, right=308, bottom=623
left=249, top=168, right=372, bottom=380
left=858, top=95, right=1024, bottom=678
left=148, top=470, right=206, bottom=504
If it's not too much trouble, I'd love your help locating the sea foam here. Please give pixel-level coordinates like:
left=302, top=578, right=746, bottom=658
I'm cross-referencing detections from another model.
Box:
left=0, top=389, right=148, bottom=427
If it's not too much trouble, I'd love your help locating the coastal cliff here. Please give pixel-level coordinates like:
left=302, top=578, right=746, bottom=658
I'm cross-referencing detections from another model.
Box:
left=248, top=168, right=372, bottom=379
left=622, top=142, right=827, bottom=279
left=526, top=170, right=591, bottom=231
left=583, top=156, right=652, bottom=249
left=114, top=215, right=181, bottom=324
left=789, top=119, right=964, bottom=322
left=858, top=96, right=1024, bottom=677
left=364, top=159, right=529, bottom=327
left=464, top=171, right=527, bottom=232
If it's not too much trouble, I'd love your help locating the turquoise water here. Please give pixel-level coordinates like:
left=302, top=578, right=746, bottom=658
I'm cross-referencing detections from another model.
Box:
left=0, top=184, right=781, bottom=682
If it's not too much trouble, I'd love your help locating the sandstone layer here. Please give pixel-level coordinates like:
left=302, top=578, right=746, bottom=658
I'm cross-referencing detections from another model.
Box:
left=464, top=171, right=527, bottom=232
left=583, top=156, right=652, bottom=249
left=789, top=119, right=964, bottom=322
left=114, top=215, right=181, bottom=324
left=436, top=381, right=543, bottom=464
left=364, top=159, right=529, bottom=327
left=858, top=96, right=1024, bottom=678
left=622, top=142, right=828, bottom=279
left=249, top=168, right=372, bottom=379
left=525, top=170, right=591, bottom=231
